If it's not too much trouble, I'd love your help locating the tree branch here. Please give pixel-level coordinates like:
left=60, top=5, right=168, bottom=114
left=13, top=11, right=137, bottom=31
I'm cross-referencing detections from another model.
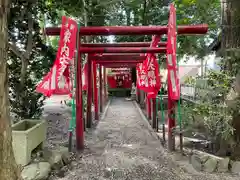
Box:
left=24, top=9, right=34, bottom=60
left=20, top=5, right=34, bottom=87
left=8, top=42, right=26, bottom=60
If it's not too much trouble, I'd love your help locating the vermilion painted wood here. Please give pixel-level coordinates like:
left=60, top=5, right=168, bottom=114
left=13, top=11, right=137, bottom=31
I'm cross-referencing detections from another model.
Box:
left=45, top=24, right=208, bottom=36
left=75, top=36, right=84, bottom=150
left=98, top=62, right=139, bottom=66
left=102, top=64, right=137, bottom=68
left=103, top=68, right=107, bottom=104
left=99, top=65, right=103, bottom=113
left=96, top=60, right=143, bottom=64
left=93, top=62, right=99, bottom=120
left=81, top=42, right=167, bottom=47
left=79, top=47, right=166, bottom=53
left=86, top=55, right=93, bottom=128
left=94, top=54, right=146, bottom=61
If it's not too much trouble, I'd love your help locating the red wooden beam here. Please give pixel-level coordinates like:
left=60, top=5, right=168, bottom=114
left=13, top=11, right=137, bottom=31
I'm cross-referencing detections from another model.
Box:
left=45, top=24, right=208, bottom=36
left=81, top=42, right=167, bottom=47
left=94, top=55, right=146, bottom=61
left=79, top=47, right=166, bottom=53
left=93, top=54, right=146, bottom=61
left=95, top=60, right=140, bottom=64
left=102, top=62, right=137, bottom=65
left=101, top=63, right=138, bottom=68
left=103, top=65, right=136, bottom=68
left=95, top=60, right=143, bottom=63
left=95, top=60, right=143, bottom=64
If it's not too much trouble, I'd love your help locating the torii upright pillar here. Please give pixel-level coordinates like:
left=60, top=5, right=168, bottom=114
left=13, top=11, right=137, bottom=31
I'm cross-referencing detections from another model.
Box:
left=103, top=67, right=107, bottom=104
left=86, top=54, right=93, bottom=128
left=99, top=65, right=103, bottom=113
left=93, top=61, right=99, bottom=120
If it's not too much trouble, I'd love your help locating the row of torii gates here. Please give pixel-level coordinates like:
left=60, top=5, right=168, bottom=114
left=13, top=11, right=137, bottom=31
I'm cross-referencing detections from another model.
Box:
left=45, top=4, right=208, bottom=152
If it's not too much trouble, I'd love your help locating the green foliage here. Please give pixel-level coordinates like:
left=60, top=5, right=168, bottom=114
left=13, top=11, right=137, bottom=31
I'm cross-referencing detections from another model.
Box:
left=181, top=99, right=234, bottom=144
left=184, top=76, right=196, bottom=85
left=174, top=0, right=221, bottom=57
left=104, top=0, right=220, bottom=57
left=8, top=0, right=57, bottom=119
left=182, top=68, right=236, bottom=145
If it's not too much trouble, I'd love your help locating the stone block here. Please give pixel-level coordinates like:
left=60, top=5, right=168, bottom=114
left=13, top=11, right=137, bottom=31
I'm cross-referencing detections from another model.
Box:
left=218, top=157, right=230, bottom=173
left=203, top=157, right=218, bottom=173
left=12, top=119, right=47, bottom=166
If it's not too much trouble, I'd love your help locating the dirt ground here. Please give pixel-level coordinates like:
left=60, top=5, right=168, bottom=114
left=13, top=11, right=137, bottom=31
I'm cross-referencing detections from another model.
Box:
left=43, top=96, right=239, bottom=180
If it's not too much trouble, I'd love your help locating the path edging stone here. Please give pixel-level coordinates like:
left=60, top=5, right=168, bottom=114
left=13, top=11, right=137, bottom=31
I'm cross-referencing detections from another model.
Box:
left=101, top=98, right=112, bottom=120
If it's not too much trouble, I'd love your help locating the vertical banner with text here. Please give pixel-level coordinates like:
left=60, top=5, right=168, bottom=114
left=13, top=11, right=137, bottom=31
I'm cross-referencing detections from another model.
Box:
left=136, top=35, right=161, bottom=98
left=36, top=16, right=78, bottom=96
left=167, top=4, right=180, bottom=100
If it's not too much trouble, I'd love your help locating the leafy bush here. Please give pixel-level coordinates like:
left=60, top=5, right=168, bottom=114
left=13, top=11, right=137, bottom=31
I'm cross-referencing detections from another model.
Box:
left=182, top=70, right=235, bottom=146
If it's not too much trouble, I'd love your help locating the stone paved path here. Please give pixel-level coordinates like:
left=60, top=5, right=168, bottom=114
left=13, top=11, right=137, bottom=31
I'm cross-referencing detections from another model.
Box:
left=59, top=98, right=239, bottom=180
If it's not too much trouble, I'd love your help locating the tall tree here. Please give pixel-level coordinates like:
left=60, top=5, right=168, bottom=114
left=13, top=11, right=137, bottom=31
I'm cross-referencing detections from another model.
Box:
left=0, top=0, right=21, bottom=179
left=221, top=0, right=240, bottom=73
left=8, top=0, right=57, bottom=119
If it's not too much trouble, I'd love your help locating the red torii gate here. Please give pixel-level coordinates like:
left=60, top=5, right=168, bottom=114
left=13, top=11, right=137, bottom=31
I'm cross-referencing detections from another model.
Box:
left=88, top=53, right=147, bottom=127
left=45, top=23, right=208, bottom=151
left=92, top=54, right=145, bottom=123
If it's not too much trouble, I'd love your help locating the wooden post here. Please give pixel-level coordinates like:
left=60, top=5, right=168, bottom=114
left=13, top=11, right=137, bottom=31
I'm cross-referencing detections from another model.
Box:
left=99, top=65, right=103, bottom=113
left=86, top=54, right=93, bottom=128
left=152, top=98, right=157, bottom=129
left=75, top=37, right=84, bottom=150
left=103, top=67, right=107, bottom=104
left=93, top=61, right=99, bottom=120
left=147, top=97, right=151, bottom=120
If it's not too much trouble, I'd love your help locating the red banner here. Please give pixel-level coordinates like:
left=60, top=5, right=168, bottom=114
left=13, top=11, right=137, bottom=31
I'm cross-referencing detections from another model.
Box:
left=82, top=62, right=88, bottom=90
left=167, top=4, right=180, bottom=100
left=36, top=16, right=78, bottom=96
left=36, top=69, right=53, bottom=97
left=136, top=35, right=161, bottom=98
left=145, top=54, right=161, bottom=99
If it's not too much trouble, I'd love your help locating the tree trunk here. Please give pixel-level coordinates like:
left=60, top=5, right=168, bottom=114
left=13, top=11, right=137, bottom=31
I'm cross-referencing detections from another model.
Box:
left=221, top=0, right=240, bottom=72
left=0, top=0, right=22, bottom=179
left=200, top=59, right=204, bottom=77
left=221, top=0, right=240, bottom=158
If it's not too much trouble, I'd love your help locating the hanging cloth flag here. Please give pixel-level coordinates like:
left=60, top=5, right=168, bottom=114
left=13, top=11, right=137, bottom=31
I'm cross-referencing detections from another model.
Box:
left=136, top=35, right=161, bottom=98
left=144, top=54, right=161, bottom=99
left=36, top=16, right=78, bottom=96
left=82, top=62, right=88, bottom=91
left=167, top=4, right=180, bottom=100
left=136, top=62, right=147, bottom=90
left=144, top=35, right=161, bottom=99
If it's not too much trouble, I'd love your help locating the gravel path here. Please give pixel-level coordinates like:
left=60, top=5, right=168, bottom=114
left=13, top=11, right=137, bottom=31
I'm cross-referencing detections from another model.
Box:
left=47, top=97, right=239, bottom=180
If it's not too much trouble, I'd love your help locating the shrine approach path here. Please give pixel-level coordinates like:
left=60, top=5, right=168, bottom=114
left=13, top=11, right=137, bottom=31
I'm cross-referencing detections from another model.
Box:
left=60, top=98, right=238, bottom=180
